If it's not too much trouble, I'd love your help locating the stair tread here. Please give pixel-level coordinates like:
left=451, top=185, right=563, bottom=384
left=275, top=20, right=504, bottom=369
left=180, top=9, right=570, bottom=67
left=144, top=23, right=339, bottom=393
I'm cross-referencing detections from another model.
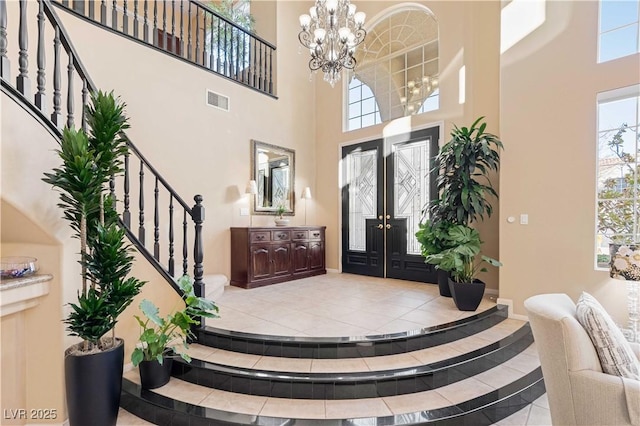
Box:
left=184, top=318, right=527, bottom=374
left=123, top=345, right=541, bottom=420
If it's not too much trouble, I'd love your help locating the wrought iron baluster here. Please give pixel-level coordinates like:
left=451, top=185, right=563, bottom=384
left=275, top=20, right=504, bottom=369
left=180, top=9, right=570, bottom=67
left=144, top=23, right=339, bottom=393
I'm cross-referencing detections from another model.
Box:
left=269, top=48, right=273, bottom=94
left=162, top=0, right=167, bottom=51
left=152, top=1, right=157, bottom=46
left=235, top=27, right=239, bottom=79
left=203, top=13, right=208, bottom=66
left=187, top=2, right=191, bottom=60
left=154, top=177, right=160, bottom=260
left=168, top=195, right=175, bottom=276
left=0, top=0, right=9, bottom=80
left=143, top=0, right=148, bottom=42
left=139, top=160, right=145, bottom=245
left=252, top=38, right=257, bottom=88
left=182, top=210, right=188, bottom=276
left=51, top=26, right=62, bottom=126
left=171, top=0, right=175, bottom=54
left=193, top=195, right=204, bottom=298
left=66, top=54, right=74, bottom=128
left=179, top=1, right=183, bottom=56
left=258, top=42, right=263, bottom=91
left=81, top=78, right=88, bottom=132
left=223, top=21, right=227, bottom=75
left=17, top=0, right=29, bottom=97
left=195, top=8, right=200, bottom=65
left=123, top=150, right=131, bottom=227
left=35, top=0, right=46, bottom=112
left=88, top=0, right=95, bottom=20
left=216, top=19, right=221, bottom=72
left=209, top=15, right=215, bottom=71
left=123, top=0, right=128, bottom=34
left=101, top=0, right=106, bottom=25
left=112, top=0, right=117, bottom=30
left=133, top=0, right=139, bottom=38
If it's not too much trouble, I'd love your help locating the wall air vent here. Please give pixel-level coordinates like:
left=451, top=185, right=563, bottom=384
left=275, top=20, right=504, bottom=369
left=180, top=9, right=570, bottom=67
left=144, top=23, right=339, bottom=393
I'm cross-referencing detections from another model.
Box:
left=206, top=90, right=230, bottom=111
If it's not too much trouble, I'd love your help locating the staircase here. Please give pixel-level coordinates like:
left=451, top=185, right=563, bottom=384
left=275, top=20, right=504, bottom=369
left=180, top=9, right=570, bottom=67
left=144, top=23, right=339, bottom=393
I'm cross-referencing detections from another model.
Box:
left=119, top=276, right=545, bottom=425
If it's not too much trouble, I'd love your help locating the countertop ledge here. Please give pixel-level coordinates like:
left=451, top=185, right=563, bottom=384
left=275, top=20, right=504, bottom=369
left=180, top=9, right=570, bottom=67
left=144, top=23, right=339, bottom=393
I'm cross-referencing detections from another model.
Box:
left=0, top=273, right=54, bottom=291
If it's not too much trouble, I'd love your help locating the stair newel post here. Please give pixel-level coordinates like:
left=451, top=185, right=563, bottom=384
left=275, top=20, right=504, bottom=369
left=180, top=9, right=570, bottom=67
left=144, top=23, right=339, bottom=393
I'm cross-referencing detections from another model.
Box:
left=0, top=0, right=10, bottom=80
left=153, top=177, right=160, bottom=261
left=112, top=0, right=117, bottom=30
left=100, top=0, right=106, bottom=25
left=66, top=53, right=74, bottom=128
left=168, top=195, right=175, bottom=276
left=35, top=0, right=46, bottom=112
left=143, top=0, right=148, bottom=43
left=182, top=210, right=188, bottom=276
left=138, top=159, right=145, bottom=245
left=123, top=149, right=131, bottom=227
left=192, top=195, right=204, bottom=298
left=16, top=0, right=29, bottom=97
left=51, top=26, right=61, bottom=126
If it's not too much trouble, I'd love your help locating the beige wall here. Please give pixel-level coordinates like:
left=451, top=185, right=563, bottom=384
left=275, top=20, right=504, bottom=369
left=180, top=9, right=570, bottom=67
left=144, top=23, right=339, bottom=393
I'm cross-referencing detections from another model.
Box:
left=314, top=1, right=502, bottom=290
left=499, top=0, right=640, bottom=320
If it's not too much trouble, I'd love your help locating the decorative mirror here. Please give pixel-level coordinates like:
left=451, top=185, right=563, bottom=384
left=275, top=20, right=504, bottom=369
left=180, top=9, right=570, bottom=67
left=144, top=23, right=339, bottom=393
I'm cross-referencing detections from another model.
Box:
left=250, top=140, right=295, bottom=215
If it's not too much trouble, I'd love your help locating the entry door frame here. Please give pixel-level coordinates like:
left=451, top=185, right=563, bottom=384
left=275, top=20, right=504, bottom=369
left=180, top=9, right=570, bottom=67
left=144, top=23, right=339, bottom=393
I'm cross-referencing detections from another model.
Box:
left=337, top=121, right=444, bottom=279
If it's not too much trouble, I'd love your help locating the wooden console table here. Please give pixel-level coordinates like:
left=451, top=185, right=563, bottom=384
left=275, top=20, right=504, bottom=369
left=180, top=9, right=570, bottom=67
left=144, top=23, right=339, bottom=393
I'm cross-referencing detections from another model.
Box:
left=230, top=226, right=326, bottom=289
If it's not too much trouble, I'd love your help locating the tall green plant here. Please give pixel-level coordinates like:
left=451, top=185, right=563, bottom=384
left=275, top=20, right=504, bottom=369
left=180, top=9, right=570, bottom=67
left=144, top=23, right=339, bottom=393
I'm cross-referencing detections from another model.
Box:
left=43, top=91, right=145, bottom=351
left=429, top=117, right=503, bottom=226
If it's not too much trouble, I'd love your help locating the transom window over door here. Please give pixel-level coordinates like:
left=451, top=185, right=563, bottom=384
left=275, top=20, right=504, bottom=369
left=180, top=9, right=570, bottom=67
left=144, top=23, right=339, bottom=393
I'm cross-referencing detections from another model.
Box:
left=345, top=7, right=439, bottom=131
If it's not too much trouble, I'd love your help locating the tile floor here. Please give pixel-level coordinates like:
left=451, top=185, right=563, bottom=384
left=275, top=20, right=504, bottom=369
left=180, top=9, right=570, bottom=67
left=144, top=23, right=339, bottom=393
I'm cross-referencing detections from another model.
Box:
left=205, top=271, right=498, bottom=337
left=117, top=272, right=552, bottom=425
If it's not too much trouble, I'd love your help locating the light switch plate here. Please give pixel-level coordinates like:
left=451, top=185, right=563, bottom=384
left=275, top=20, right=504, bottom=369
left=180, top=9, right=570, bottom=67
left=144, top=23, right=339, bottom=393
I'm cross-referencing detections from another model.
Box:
left=520, top=214, right=528, bottom=225
left=240, top=208, right=249, bottom=216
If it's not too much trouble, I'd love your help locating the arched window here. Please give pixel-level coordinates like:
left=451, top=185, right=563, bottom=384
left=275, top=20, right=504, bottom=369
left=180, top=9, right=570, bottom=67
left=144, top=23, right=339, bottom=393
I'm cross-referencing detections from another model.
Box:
left=345, top=7, right=439, bottom=131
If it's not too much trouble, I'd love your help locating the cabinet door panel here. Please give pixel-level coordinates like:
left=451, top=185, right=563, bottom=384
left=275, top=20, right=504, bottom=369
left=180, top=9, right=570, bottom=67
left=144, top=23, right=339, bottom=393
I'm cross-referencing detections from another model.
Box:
left=250, top=246, right=271, bottom=281
left=271, top=244, right=292, bottom=277
left=309, top=241, right=325, bottom=271
left=292, top=243, right=310, bottom=274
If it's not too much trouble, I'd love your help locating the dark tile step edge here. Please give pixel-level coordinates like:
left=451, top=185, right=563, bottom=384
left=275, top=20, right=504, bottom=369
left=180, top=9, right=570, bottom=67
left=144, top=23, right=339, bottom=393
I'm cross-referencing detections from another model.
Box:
left=170, top=324, right=533, bottom=399
left=195, top=305, right=508, bottom=359
left=120, top=367, right=544, bottom=426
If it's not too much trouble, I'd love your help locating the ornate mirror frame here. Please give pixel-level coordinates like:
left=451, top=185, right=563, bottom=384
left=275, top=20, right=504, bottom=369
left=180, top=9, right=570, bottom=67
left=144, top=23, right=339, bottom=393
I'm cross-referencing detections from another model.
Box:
left=250, top=140, right=295, bottom=215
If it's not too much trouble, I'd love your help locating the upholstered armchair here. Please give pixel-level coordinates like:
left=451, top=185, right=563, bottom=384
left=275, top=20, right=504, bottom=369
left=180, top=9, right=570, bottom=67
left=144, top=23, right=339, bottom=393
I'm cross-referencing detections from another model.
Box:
left=525, top=293, right=640, bottom=426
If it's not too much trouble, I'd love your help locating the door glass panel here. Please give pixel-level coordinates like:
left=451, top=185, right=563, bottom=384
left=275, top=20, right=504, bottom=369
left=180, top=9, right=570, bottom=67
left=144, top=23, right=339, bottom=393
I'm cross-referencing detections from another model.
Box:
left=346, top=149, right=378, bottom=251
left=394, top=139, right=430, bottom=255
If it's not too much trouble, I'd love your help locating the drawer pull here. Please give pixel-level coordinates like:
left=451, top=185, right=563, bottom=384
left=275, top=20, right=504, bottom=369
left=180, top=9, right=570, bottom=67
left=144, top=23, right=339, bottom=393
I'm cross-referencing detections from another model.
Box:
left=255, top=235, right=265, bottom=240
left=312, top=233, right=320, bottom=237
left=277, top=233, right=287, bottom=239
left=296, top=233, right=305, bottom=238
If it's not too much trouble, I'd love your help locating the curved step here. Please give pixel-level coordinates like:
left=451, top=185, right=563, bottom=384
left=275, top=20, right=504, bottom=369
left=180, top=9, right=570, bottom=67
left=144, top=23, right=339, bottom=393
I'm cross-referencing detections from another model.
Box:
left=171, top=323, right=533, bottom=399
left=197, top=304, right=508, bottom=359
left=120, top=350, right=544, bottom=425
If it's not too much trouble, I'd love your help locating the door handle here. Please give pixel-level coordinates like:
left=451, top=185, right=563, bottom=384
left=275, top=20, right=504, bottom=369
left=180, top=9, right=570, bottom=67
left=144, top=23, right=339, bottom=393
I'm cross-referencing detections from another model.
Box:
left=386, top=224, right=391, bottom=229
left=378, top=215, right=383, bottom=220
left=377, top=224, right=383, bottom=229
left=386, top=214, right=391, bottom=220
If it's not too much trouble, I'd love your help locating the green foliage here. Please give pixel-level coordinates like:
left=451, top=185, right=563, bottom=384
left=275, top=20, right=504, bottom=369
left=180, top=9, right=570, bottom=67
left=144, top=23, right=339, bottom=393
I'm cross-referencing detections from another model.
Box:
left=424, top=224, right=502, bottom=283
left=275, top=204, right=286, bottom=218
left=429, top=117, right=503, bottom=226
left=597, top=124, right=639, bottom=245
left=209, top=0, right=255, bottom=32
left=43, top=90, right=145, bottom=349
left=415, top=220, right=458, bottom=271
left=131, top=275, right=219, bottom=366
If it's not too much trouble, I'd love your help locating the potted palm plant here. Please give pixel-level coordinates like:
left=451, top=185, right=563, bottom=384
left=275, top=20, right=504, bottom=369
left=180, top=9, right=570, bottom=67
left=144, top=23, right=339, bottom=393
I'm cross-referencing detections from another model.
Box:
left=43, top=91, right=144, bottom=426
left=131, top=274, right=219, bottom=389
left=419, top=117, right=503, bottom=307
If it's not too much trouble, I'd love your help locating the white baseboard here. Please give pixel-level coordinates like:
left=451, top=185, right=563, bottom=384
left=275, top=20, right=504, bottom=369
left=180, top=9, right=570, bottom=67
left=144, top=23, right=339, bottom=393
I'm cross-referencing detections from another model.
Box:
left=497, top=297, right=529, bottom=321
left=326, top=268, right=339, bottom=273
left=123, top=361, right=134, bottom=372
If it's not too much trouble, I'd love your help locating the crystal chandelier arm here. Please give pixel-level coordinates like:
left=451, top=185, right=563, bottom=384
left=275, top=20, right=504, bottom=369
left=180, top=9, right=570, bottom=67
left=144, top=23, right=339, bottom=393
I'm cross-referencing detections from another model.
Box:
left=299, top=30, right=313, bottom=48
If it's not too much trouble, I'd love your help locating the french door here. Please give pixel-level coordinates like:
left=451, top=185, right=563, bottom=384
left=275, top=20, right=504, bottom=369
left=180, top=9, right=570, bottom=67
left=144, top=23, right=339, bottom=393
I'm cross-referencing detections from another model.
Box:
left=341, top=126, right=439, bottom=283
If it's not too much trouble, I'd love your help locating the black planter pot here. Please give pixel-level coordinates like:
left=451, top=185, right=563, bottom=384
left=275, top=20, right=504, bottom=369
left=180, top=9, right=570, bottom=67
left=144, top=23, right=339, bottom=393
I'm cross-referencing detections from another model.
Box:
left=448, top=278, right=486, bottom=311
left=139, top=357, right=173, bottom=389
left=65, top=338, right=124, bottom=426
left=437, top=269, right=452, bottom=297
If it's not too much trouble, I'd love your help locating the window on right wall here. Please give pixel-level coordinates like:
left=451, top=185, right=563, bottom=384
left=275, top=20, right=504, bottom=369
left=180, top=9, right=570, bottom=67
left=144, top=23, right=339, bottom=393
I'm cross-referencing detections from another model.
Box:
left=598, top=0, right=640, bottom=63
left=596, top=86, right=640, bottom=268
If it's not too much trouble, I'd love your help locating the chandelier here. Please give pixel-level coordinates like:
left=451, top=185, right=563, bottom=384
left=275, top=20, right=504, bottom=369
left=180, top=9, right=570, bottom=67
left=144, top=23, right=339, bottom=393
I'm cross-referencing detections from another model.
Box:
left=400, top=75, right=439, bottom=115
left=298, top=0, right=367, bottom=87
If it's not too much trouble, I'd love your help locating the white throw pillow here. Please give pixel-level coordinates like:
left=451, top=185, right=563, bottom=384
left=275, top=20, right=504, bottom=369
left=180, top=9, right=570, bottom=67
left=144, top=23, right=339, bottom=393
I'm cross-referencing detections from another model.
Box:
left=576, top=292, right=640, bottom=380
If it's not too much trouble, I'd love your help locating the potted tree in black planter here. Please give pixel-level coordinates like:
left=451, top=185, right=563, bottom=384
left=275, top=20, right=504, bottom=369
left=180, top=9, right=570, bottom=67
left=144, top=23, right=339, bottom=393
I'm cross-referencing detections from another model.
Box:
left=43, top=91, right=144, bottom=426
left=419, top=117, right=503, bottom=307
left=132, top=274, right=219, bottom=389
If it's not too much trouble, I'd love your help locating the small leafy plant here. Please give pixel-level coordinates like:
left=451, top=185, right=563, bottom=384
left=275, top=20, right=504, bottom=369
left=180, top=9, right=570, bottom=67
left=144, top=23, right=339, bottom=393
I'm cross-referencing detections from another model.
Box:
left=424, top=224, right=501, bottom=283
left=415, top=219, right=458, bottom=272
left=275, top=204, right=287, bottom=218
left=131, top=275, right=219, bottom=366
